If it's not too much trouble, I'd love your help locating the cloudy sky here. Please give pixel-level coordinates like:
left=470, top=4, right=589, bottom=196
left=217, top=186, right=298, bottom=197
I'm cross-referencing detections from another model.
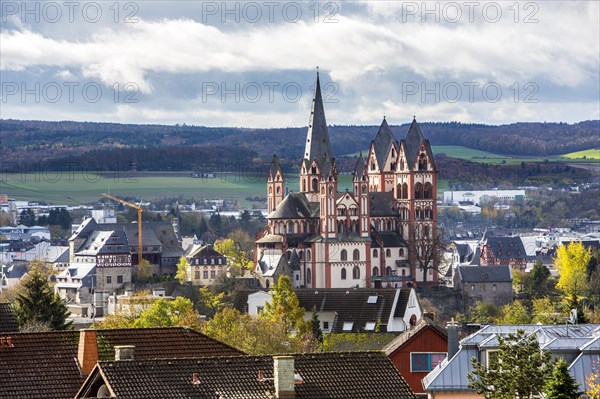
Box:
left=1, top=1, right=598, bottom=127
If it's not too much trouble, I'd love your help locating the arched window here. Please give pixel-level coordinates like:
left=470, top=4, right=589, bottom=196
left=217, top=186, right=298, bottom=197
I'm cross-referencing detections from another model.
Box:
left=424, top=182, right=432, bottom=199
left=373, top=249, right=378, bottom=258
left=269, top=187, right=272, bottom=194
left=424, top=225, right=430, bottom=238
left=418, top=153, right=427, bottom=171
left=276, top=186, right=281, bottom=194
left=340, top=249, right=347, bottom=261
left=387, top=220, right=392, bottom=231
left=299, top=250, right=304, bottom=260
left=312, top=178, right=318, bottom=192
left=306, top=249, right=311, bottom=261
left=402, top=183, right=408, bottom=199
left=338, top=221, right=345, bottom=234
left=386, top=249, right=391, bottom=257
left=352, top=266, right=360, bottom=279
left=372, top=267, right=379, bottom=276
left=353, top=249, right=360, bottom=261
left=341, top=268, right=347, bottom=280
left=402, top=269, right=406, bottom=276
left=415, top=183, right=423, bottom=199
left=265, top=279, right=270, bottom=289
left=306, top=268, right=312, bottom=284
left=386, top=266, right=392, bottom=276
left=399, top=248, right=405, bottom=257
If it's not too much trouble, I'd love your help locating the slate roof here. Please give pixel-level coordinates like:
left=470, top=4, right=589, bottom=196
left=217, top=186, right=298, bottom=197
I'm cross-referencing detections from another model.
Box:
left=79, top=352, right=416, bottom=399
left=268, top=154, right=283, bottom=180
left=0, top=328, right=242, bottom=399
left=372, top=119, right=398, bottom=169
left=483, top=235, right=526, bottom=260
left=400, top=118, right=436, bottom=170
left=257, top=249, right=286, bottom=276
left=76, top=230, right=130, bottom=256
left=372, top=231, right=408, bottom=249
left=187, top=244, right=225, bottom=260
left=0, top=303, right=18, bottom=333
left=268, top=192, right=319, bottom=219
left=288, top=249, right=301, bottom=271
left=303, top=73, right=334, bottom=178
left=353, top=152, right=366, bottom=177
left=295, top=288, right=403, bottom=333
left=457, top=265, right=512, bottom=283
left=369, top=192, right=398, bottom=217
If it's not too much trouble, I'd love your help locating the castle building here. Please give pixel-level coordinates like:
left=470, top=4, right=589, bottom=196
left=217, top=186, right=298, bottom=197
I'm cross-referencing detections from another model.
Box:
left=255, top=73, right=437, bottom=289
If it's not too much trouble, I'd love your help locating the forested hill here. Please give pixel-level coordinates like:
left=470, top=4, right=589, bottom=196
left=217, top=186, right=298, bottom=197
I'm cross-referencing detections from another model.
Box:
left=1, top=119, right=598, bottom=167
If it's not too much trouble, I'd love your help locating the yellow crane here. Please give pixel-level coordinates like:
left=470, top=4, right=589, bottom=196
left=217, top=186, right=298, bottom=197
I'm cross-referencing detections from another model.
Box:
left=101, top=193, right=143, bottom=266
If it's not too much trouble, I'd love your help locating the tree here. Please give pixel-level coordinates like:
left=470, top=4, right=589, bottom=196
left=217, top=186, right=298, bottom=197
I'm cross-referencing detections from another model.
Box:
left=19, top=209, right=36, bottom=226
left=585, top=362, right=600, bottom=398
left=410, top=226, right=448, bottom=283
left=310, top=306, right=323, bottom=345
left=198, top=286, right=226, bottom=318
left=469, top=301, right=501, bottom=324
left=262, top=275, right=308, bottom=335
left=136, top=259, right=153, bottom=282
left=468, top=329, right=552, bottom=399
left=175, top=256, right=190, bottom=284
left=14, top=263, right=72, bottom=330
left=524, top=260, right=551, bottom=298
left=543, top=357, right=582, bottom=399
left=532, top=297, right=562, bottom=324
left=496, top=300, right=531, bottom=325
left=133, top=297, right=201, bottom=328
left=555, top=242, right=592, bottom=298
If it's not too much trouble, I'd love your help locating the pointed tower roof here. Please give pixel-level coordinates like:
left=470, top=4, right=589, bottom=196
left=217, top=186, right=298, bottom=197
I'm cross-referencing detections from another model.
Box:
left=401, top=117, right=436, bottom=170
left=353, top=152, right=366, bottom=180
left=288, top=248, right=301, bottom=271
left=268, top=154, right=282, bottom=181
left=304, top=72, right=333, bottom=177
left=371, top=118, right=397, bottom=169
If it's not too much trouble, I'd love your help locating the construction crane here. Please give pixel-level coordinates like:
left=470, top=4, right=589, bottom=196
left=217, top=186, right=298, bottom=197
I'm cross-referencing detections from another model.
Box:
left=101, top=193, right=143, bottom=266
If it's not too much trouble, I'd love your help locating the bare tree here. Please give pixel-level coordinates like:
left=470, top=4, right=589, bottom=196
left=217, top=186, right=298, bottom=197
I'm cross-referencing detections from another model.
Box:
left=409, top=225, right=449, bottom=284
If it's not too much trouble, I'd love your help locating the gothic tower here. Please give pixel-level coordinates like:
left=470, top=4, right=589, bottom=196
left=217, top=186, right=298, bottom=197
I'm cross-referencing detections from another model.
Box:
left=299, top=72, right=335, bottom=203
left=267, top=154, right=285, bottom=214
left=395, top=118, right=437, bottom=282
left=367, top=118, right=398, bottom=192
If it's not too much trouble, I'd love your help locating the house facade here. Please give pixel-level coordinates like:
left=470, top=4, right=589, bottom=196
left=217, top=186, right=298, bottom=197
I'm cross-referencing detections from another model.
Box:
left=255, top=73, right=438, bottom=289
left=455, top=265, right=513, bottom=309
left=184, top=244, right=227, bottom=285
left=479, top=232, right=527, bottom=270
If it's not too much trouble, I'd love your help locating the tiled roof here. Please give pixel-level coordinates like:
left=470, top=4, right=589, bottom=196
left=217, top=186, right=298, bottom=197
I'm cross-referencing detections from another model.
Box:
left=369, top=192, right=398, bottom=217
left=0, top=327, right=242, bottom=399
left=0, top=303, right=18, bottom=333
left=81, top=352, right=416, bottom=399
left=295, top=288, right=401, bottom=333
left=483, top=236, right=526, bottom=260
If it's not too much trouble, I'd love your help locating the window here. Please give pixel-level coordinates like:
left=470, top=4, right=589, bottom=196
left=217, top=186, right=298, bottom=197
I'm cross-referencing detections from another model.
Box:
left=306, top=268, right=312, bottom=284
left=399, top=248, right=405, bottom=257
left=323, top=321, right=329, bottom=330
left=342, top=322, right=354, bottom=331
left=471, top=284, right=475, bottom=291
left=195, top=270, right=201, bottom=280
left=312, top=178, right=318, bottom=192
left=210, top=270, right=216, bottom=279
left=493, top=283, right=497, bottom=291
left=341, top=268, right=347, bottom=280
left=352, top=266, right=360, bottom=279
left=372, top=267, right=379, bottom=277
left=117, top=275, right=123, bottom=284
left=203, top=270, right=208, bottom=279
left=353, top=249, right=360, bottom=261
left=386, top=249, right=391, bottom=257
left=306, top=250, right=311, bottom=261
left=386, top=266, right=392, bottom=276
left=411, top=353, right=446, bottom=372
left=340, top=249, right=347, bottom=261
left=373, top=249, right=378, bottom=258
left=365, top=322, right=376, bottom=331
left=106, top=276, right=112, bottom=284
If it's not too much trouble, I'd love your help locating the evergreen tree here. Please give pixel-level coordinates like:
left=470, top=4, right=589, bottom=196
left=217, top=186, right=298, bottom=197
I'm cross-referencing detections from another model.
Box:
left=310, top=305, right=323, bottom=345
left=19, top=209, right=36, bottom=226
left=468, top=329, right=552, bottom=399
left=14, top=264, right=72, bottom=330
left=543, top=358, right=582, bottom=399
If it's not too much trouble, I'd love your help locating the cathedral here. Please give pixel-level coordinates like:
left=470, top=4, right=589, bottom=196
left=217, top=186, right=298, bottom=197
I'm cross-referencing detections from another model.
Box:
left=254, top=73, right=438, bottom=289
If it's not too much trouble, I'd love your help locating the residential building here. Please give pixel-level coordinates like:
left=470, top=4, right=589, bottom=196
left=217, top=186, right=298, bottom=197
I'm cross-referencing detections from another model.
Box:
left=75, top=351, right=416, bottom=399
left=246, top=288, right=423, bottom=333
left=383, top=317, right=448, bottom=397
left=479, top=231, right=527, bottom=270
left=0, top=327, right=243, bottom=399
left=255, top=73, right=438, bottom=289
left=455, top=265, right=513, bottom=309
left=184, top=243, right=227, bottom=285
left=422, top=324, right=600, bottom=397
left=443, top=190, right=526, bottom=206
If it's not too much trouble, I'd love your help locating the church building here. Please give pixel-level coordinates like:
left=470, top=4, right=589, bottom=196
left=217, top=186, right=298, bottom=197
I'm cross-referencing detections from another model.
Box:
left=255, top=73, right=438, bottom=289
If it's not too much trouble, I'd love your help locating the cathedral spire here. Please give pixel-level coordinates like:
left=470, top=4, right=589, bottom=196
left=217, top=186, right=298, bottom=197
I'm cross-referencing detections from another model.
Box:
left=304, top=72, right=333, bottom=177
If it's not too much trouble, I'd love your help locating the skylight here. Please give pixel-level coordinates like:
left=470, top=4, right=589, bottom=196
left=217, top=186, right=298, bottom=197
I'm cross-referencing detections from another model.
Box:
left=367, top=295, right=378, bottom=304
left=342, top=322, right=354, bottom=331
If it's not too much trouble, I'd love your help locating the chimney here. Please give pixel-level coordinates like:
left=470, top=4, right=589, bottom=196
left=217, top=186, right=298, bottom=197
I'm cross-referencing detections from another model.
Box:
left=78, top=330, right=98, bottom=376
left=114, top=345, right=135, bottom=361
left=273, top=356, right=295, bottom=398
left=447, top=319, right=459, bottom=360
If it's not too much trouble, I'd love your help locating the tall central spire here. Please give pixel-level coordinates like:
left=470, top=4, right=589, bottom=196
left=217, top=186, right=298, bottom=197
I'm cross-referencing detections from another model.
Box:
left=304, top=71, right=333, bottom=177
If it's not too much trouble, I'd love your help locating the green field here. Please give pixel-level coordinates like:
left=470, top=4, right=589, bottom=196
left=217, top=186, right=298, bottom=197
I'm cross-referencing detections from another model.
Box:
left=563, top=148, right=600, bottom=160
left=0, top=172, right=449, bottom=206
left=343, top=145, right=600, bottom=165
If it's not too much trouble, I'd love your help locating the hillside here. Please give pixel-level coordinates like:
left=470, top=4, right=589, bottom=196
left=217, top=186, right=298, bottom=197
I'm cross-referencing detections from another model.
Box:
left=1, top=120, right=598, bottom=170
